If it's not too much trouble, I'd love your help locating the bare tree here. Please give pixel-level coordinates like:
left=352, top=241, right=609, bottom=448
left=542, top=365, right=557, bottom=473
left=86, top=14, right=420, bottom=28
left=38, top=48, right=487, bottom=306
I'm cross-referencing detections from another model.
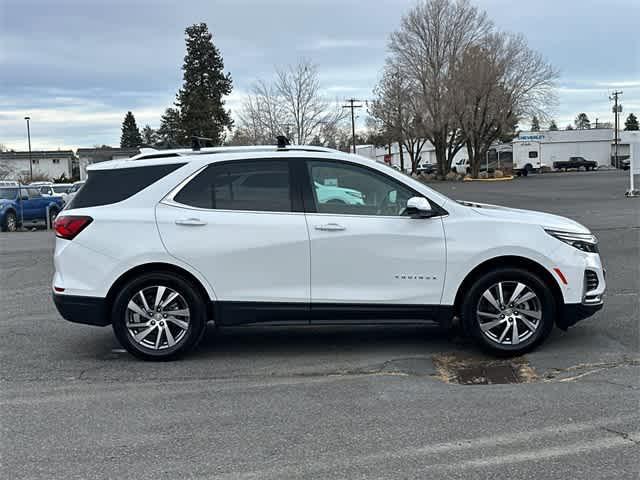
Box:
left=451, top=32, right=557, bottom=177
left=237, top=60, right=345, bottom=145
left=389, top=0, right=492, bottom=176
left=275, top=60, right=345, bottom=145
left=369, top=65, right=428, bottom=173
left=0, top=161, right=16, bottom=180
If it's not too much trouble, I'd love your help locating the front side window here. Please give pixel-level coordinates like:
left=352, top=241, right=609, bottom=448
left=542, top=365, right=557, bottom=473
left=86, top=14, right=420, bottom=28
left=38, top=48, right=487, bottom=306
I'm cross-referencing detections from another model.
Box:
left=174, top=160, right=292, bottom=212
left=307, top=160, right=415, bottom=216
left=27, top=188, right=41, bottom=198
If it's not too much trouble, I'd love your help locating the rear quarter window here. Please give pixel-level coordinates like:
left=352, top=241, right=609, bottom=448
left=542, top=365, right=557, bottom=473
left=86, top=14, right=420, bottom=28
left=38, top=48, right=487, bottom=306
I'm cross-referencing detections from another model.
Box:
left=68, top=163, right=185, bottom=209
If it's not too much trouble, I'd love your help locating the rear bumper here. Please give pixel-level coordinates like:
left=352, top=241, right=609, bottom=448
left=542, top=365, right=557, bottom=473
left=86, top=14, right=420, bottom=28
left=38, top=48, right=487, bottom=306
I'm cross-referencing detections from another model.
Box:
left=557, top=301, right=604, bottom=330
left=53, top=293, right=110, bottom=326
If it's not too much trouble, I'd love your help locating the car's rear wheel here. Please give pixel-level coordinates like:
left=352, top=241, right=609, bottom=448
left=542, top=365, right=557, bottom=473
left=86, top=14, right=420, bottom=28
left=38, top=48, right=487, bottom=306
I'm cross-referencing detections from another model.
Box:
left=2, top=211, right=17, bottom=232
left=111, top=272, right=207, bottom=360
left=461, top=268, right=555, bottom=356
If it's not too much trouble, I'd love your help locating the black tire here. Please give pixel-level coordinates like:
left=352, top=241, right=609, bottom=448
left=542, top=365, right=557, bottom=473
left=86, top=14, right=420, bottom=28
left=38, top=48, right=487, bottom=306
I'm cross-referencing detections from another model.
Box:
left=48, top=208, right=59, bottom=227
left=2, top=211, right=18, bottom=232
left=522, top=167, right=529, bottom=177
left=461, top=267, right=555, bottom=356
left=111, top=272, right=207, bottom=361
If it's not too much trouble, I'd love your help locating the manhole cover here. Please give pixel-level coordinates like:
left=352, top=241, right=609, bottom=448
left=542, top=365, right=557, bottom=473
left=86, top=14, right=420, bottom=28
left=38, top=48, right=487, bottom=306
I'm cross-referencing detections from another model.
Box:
left=432, top=353, right=537, bottom=385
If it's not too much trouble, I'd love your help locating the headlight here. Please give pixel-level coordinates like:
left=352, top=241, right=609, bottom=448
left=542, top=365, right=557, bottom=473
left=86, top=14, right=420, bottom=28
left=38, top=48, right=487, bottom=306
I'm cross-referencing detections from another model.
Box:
left=545, top=229, right=599, bottom=253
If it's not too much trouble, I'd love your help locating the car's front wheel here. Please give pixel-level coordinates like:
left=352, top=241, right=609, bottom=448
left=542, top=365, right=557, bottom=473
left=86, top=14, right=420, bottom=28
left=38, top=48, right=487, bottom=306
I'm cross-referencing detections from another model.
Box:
left=461, top=268, right=555, bottom=356
left=2, top=211, right=18, bottom=232
left=111, top=272, right=207, bottom=360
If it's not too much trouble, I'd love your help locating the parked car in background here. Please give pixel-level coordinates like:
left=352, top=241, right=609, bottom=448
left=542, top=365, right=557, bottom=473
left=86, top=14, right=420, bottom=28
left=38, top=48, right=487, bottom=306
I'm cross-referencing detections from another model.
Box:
left=451, top=158, right=470, bottom=174
left=0, top=180, right=20, bottom=187
left=63, top=181, right=85, bottom=205
left=29, top=181, right=53, bottom=188
left=53, top=145, right=605, bottom=360
left=417, top=163, right=436, bottom=175
left=553, top=156, right=598, bottom=171
left=40, top=184, right=73, bottom=204
left=315, top=181, right=364, bottom=205
left=0, top=186, right=64, bottom=231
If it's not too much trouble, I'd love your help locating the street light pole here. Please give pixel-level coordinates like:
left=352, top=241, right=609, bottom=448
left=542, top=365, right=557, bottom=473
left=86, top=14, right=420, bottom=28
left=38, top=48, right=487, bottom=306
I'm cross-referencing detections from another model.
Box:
left=24, top=116, right=32, bottom=182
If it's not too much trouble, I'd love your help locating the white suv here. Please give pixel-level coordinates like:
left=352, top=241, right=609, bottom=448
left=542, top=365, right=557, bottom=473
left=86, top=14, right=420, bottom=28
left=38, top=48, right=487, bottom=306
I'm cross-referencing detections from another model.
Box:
left=52, top=145, right=605, bottom=360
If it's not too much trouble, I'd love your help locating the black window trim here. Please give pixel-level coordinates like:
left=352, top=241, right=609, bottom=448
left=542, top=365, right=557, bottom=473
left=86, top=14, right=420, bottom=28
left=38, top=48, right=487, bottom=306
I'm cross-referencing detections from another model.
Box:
left=163, top=158, right=304, bottom=214
left=299, top=158, right=448, bottom=218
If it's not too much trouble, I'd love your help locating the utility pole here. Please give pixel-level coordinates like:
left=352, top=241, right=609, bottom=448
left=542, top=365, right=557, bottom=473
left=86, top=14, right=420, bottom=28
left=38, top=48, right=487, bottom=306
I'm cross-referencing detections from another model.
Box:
left=342, top=99, right=362, bottom=154
left=609, top=90, right=623, bottom=168
left=24, top=116, right=32, bottom=182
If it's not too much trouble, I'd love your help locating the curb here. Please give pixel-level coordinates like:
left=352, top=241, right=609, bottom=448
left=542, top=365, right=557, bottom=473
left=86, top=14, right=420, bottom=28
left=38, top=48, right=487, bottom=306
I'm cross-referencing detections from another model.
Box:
left=463, top=176, right=515, bottom=182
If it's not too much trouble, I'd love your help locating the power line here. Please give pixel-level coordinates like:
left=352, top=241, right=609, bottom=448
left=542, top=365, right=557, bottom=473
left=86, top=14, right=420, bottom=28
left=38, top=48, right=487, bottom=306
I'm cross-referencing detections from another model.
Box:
left=342, top=99, right=363, bottom=154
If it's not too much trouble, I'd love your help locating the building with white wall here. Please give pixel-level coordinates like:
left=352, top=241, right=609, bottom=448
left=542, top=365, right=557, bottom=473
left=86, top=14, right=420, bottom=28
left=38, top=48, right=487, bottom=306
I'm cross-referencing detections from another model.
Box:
left=513, top=128, right=614, bottom=169
left=77, top=147, right=140, bottom=180
left=0, top=150, right=75, bottom=181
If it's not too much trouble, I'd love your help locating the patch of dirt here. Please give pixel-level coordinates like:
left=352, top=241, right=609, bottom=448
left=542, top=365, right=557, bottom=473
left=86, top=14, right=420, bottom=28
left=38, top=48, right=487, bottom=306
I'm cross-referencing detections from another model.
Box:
left=432, top=353, right=538, bottom=385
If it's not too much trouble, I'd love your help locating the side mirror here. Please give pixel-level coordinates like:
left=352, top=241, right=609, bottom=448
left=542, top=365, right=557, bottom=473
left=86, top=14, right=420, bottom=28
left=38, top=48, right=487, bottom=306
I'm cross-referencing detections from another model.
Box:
left=406, top=196, right=433, bottom=218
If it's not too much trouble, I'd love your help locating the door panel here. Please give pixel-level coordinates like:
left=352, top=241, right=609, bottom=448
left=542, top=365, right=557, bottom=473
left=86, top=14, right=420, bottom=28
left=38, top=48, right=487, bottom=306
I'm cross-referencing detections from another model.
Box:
left=157, top=204, right=310, bottom=304
left=303, top=159, right=447, bottom=308
left=155, top=159, right=311, bottom=317
left=306, top=214, right=446, bottom=305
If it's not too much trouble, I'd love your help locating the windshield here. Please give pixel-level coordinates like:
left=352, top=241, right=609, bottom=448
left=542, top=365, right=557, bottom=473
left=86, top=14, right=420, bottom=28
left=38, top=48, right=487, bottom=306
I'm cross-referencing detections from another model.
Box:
left=53, top=185, right=70, bottom=193
left=0, top=188, right=18, bottom=200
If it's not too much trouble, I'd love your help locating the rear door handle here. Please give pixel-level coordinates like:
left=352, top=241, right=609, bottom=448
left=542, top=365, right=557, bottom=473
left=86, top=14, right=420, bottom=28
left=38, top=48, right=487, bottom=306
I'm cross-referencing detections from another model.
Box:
left=175, top=218, right=207, bottom=226
left=315, top=223, right=346, bottom=231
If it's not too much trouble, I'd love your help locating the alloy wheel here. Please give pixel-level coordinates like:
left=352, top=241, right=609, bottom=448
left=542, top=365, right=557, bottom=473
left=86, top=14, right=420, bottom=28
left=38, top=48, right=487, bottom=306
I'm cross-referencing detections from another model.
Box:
left=6, top=213, right=17, bottom=232
left=476, top=281, right=542, bottom=346
left=125, top=285, right=191, bottom=350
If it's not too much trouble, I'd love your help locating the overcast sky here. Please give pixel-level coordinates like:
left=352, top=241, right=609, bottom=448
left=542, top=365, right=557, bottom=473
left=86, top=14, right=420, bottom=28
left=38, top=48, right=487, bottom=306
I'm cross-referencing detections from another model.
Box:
left=1, top=0, right=638, bottom=150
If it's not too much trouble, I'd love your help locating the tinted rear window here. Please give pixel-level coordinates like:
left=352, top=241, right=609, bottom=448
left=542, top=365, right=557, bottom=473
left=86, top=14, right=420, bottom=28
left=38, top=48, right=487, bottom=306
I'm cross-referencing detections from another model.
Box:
left=173, top=160, right=292, bottom=212
left=68, top=163, right=185, bottom=209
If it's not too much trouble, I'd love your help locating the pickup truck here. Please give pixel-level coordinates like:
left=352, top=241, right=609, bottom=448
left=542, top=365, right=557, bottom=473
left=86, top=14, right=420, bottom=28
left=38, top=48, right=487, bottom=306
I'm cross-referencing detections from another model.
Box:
left=0, top=186, right=65, bottom=232
left=553, top=156, right=598, bottom=171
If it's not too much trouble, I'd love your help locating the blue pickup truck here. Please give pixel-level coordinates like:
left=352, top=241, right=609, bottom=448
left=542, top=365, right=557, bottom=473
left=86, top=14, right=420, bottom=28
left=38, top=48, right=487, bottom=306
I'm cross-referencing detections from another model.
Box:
left=0, top=186, right=65, bottom=232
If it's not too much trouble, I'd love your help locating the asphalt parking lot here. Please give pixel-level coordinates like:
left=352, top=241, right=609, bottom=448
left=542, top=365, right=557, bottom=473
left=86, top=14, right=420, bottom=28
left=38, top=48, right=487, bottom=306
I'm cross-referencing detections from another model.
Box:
left=1, top=169, right=638, bottom=479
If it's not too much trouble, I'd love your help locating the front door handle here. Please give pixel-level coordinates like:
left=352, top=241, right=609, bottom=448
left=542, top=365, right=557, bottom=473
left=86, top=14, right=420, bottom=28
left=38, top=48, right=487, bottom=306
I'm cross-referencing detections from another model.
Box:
left=175, top=218, right=207, bottom=226
left=315, top=223, right=346, bottom=231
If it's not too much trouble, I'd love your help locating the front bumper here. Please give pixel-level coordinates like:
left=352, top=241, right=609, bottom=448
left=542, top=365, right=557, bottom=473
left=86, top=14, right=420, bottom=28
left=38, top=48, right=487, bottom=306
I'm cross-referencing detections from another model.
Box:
left=557, top=302, right=604, bottom=330
left=53, top=293, right=110, bottom=326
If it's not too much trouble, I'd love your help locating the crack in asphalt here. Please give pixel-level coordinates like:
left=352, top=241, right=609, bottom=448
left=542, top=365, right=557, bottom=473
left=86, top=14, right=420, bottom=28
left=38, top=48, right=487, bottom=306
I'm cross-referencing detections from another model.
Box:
left=601, top=427, right=640, bottom=446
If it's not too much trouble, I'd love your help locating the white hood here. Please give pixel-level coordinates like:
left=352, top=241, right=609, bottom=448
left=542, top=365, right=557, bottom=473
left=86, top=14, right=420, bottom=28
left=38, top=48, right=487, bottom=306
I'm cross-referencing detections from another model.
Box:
left=459, top=201, right=590, bottom=234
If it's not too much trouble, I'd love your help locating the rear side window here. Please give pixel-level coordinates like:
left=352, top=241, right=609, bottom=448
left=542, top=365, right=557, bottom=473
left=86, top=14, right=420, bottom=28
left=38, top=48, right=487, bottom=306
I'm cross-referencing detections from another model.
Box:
left=528, top=151, right=538, bottom=158
left=173, top=160, right=292, bottom=212
left=68, top=163, right=185, bottom=209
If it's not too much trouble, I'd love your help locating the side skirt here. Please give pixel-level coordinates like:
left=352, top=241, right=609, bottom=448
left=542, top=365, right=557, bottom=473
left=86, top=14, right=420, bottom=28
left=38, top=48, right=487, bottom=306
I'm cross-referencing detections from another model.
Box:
left=213, top=301, right=453, bottom=327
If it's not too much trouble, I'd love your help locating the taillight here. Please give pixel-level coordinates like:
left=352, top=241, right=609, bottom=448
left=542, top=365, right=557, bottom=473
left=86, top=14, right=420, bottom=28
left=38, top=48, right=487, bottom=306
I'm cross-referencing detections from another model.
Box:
left=54, top=215, right=93, bottom=240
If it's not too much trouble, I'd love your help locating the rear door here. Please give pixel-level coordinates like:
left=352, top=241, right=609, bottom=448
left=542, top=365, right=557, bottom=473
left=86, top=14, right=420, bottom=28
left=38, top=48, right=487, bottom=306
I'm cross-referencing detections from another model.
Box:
left=156, top=159, right=311, bottom=324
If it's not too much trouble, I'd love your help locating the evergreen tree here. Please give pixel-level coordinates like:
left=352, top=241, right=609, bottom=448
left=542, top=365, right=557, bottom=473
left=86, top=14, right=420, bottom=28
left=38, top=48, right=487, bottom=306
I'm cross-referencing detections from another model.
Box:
left=548, top=120, right=558, bottom=131
left=120, top=111, right=143, bottom=148
left=530, top=116, right=540, bottom=131
left=566, top=124, right=574, bottom=130
left=141, top=125, right=158, bottom=145
left=624, top=113, right=639, bottom=131
left=574, top=113, right=591, bottom=130
left=157, top=108, right=183, bottom=147
left=176, top=23, right=233, bottom=145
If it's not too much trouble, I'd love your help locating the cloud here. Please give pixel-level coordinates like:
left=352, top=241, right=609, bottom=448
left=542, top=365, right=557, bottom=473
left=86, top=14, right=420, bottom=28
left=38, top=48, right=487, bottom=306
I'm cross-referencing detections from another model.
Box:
left=0, top=0, right=637, bottom=150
